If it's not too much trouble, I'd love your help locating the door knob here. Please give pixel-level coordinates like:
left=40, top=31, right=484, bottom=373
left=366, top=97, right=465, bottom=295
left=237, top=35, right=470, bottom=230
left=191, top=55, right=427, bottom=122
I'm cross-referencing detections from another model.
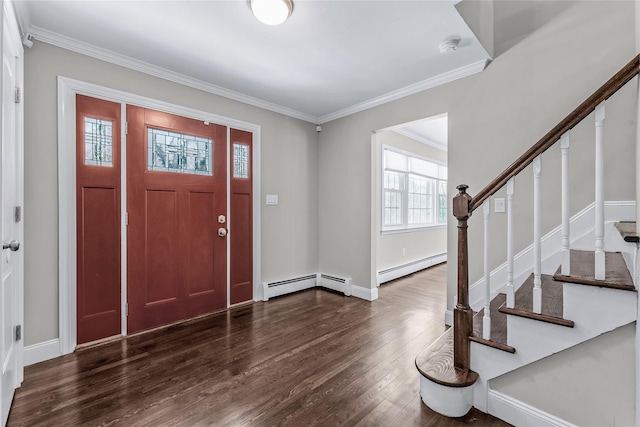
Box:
left=218, top=228, right=227, bottom=237
left=2, top=240, right=19, bottom=251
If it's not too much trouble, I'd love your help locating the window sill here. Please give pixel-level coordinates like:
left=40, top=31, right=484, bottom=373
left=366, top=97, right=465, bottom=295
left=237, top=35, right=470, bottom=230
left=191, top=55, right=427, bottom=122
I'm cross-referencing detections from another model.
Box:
left=381, top=224, right=447, bottom=235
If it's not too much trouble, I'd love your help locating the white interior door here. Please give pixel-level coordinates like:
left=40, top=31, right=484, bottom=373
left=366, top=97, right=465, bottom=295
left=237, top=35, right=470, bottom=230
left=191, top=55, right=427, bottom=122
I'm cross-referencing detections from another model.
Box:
left=0, top=4, right=23, bottom=426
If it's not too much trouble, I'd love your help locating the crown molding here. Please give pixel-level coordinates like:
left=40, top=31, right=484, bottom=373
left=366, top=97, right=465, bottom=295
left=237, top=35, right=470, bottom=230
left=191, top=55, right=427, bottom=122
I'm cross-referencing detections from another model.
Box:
left=26, top=24, right=489, bottom=126
left=29, top=25, right=320, bottom=124
left=317, top=59, right=489, bottom=124
left=392, top=128, right=447, bottom=152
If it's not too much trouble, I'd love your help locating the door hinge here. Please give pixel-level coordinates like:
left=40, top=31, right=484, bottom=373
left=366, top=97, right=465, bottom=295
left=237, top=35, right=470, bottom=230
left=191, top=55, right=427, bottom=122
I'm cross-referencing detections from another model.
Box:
left=125, top=121, right=128, bottom=135
left=125, top=212, right=128, bottom=226
left=125, top=303, right=128, bottom=316
left=14, top=87, right=21, bottom=104
left=15, top=325, right=21, bottom=341
left=14, top=206, right=21, bottom=223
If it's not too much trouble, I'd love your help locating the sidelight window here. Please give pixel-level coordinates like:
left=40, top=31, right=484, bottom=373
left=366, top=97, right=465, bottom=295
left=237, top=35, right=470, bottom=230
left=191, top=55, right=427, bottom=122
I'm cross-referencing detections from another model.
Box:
left=233, top=143, right=249, bottom=178
left=84, top=116, right=113, bottom=166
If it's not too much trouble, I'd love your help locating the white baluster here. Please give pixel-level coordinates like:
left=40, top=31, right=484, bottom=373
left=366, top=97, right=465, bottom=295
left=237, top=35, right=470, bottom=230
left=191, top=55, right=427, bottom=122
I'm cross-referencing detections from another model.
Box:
left=595, top=103, right=605, bottom=280
left=533, top=156, right=542, bottom=314
left=506, top=178, right=515, bottom=308
left=560, top=133, right=571, bottom=276
left=483, top=199, right=491, bottom=340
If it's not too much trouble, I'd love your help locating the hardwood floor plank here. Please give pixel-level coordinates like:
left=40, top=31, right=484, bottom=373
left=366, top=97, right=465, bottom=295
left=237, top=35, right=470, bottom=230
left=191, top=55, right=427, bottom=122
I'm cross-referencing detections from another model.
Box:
left=8, top=264, right=510, bottom=427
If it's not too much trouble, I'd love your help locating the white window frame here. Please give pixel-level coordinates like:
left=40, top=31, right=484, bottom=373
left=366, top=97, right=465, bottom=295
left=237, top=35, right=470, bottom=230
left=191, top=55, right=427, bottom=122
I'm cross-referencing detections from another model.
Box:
left=381, top=145, right=447, bottom=233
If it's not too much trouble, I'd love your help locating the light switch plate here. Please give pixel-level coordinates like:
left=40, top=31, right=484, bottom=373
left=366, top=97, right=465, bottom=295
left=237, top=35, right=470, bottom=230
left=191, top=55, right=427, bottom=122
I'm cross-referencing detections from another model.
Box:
left=494, top=198, right=505, bottom=213
left=266, top=194, right=278, bottom=205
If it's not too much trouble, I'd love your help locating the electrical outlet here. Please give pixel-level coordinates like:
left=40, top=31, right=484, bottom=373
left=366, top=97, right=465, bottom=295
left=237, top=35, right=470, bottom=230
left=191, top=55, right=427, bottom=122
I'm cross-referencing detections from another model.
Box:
left=494, top=198, right=505, bottom=213
left=402, top=248, right=406, bottom=257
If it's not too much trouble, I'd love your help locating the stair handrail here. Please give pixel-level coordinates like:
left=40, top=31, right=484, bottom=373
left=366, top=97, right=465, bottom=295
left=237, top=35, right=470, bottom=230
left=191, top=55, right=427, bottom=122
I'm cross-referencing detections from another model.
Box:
left=470, top=55, right=639, bottom=213
left=452, top=54, right=640, bottom=372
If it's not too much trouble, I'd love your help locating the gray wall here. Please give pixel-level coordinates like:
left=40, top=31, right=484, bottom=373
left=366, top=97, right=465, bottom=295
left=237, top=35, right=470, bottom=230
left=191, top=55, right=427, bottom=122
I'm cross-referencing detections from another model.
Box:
left=491, top=323, right=636, bottom=426
left=318, top=1, right=636, bottom=421
left=319, top=0, right=636, bottom=301
left=374, top=130, right=447, bottom=272
left=24, top=42, right=319, bottom=346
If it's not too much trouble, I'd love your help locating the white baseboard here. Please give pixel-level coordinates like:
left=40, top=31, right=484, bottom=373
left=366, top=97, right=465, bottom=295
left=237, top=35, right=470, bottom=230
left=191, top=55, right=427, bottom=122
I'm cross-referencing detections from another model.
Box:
left=351, top=284, right=378, bottom=301
left=24, top=339, right=62, bottom=366
left=488, top=390, right=577, bottom=427
left=377, top=253, right=447, bottom=285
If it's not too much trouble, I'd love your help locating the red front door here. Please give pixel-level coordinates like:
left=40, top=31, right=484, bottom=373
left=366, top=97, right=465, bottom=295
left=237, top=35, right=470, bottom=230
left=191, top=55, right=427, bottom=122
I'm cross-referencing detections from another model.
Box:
left=126, top=106, right=228, bottom=333
left=76, top=95, right=122, bottom=344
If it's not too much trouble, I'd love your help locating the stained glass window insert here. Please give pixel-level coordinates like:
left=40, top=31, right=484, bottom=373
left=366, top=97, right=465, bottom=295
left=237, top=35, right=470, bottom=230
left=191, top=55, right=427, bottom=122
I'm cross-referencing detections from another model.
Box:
left=84, top=117, right=113, bottom=166
left=233, top=143, right=249, bottom=178
left=147, top=127, right=212, bottom=175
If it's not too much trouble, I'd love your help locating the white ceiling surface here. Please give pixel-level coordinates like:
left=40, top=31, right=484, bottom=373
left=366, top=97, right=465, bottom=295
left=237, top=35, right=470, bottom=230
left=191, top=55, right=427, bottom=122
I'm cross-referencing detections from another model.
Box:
left=393, top=115, right=448, bottom=152
left=14, top=1, right=490, bottom=124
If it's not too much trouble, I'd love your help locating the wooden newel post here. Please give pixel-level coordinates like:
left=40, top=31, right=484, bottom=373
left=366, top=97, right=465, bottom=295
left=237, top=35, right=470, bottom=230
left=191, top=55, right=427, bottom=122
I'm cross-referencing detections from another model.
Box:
left=453, top=184, right=473, bottom=371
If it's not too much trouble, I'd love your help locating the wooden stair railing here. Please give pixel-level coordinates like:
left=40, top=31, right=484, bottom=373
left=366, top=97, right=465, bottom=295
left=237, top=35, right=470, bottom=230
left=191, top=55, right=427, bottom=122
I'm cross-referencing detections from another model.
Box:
left=452, top=54, right=640, bottom=373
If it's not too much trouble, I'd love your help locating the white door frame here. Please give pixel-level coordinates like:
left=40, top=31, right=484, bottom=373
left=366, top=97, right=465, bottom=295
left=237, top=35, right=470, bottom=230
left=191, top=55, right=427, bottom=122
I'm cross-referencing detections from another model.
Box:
left=0, top=0, right=24, bottom=423
left=57, top=77, right=262, bottom=355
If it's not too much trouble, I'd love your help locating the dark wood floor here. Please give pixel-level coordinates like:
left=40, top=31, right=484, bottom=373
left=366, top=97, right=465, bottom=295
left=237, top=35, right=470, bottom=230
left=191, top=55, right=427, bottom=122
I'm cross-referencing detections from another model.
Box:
left=8, top=264, right=510, bottom=426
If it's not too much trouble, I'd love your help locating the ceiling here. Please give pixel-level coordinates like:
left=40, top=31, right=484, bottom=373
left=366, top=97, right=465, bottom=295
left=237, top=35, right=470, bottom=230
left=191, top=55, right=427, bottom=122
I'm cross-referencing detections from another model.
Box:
left=392, top=115, right=448, bottom=152
left=13, top=0, right=491, bottom=124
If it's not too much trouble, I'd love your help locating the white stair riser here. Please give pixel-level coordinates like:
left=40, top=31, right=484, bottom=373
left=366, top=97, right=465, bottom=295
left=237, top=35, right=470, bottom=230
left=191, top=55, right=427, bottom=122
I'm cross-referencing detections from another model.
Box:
left=470, top=286, right=636, bottom=383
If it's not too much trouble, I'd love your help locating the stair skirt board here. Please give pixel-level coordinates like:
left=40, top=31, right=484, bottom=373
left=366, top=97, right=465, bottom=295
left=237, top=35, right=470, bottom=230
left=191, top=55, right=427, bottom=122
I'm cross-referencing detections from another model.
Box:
left=467, top=201, right=636, bottom=311
left=262, top=273, right=355, bottom=301
left=377, top=253, right=447, bottom=285
left=487, top=390, right=577, bottom=427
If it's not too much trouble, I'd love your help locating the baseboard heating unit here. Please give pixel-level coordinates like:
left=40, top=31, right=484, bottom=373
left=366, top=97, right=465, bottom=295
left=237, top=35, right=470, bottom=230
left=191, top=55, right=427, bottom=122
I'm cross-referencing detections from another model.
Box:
left=262, top=273, right=352, bottom=301
left=262, top=274, right=317, bottom=301
left=318, top=274, right=352, bottom=296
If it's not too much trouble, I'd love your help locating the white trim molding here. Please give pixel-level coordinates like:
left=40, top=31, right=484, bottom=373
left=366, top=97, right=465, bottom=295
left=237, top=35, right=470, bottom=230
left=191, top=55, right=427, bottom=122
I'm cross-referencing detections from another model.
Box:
left=377, top=253, right=446, bottom=285
left=487, top=390, right=577, bottom=427
left=318, top=59, right=489, bottom=124
left=34, top=26, right=317, bottom=123
left=57, top=76, right=262, bottom=355
left=24, top=339, right=62, bottom=367
left=351, top=284, right=379, bottom=301
left=392, top=128, right=447, bottom=152
left=21, top=22, right=489, bottom=125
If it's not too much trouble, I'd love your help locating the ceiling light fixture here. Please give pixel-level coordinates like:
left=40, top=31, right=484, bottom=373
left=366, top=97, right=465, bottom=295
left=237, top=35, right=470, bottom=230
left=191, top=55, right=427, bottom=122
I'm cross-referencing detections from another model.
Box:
left=251, top=0, right=293, bottom=26
left=439, top=36, right=461, bottom=54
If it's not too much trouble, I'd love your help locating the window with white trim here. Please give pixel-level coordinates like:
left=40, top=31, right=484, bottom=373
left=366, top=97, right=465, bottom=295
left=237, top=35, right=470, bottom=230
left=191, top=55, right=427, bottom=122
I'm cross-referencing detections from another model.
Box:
left=382, top=147, right=447, bottom=230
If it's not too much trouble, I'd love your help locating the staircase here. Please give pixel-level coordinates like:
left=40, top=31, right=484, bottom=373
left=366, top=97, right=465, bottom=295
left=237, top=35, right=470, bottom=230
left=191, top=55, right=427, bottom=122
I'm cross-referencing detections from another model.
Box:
left=416, top=54, right=640, bottom=424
